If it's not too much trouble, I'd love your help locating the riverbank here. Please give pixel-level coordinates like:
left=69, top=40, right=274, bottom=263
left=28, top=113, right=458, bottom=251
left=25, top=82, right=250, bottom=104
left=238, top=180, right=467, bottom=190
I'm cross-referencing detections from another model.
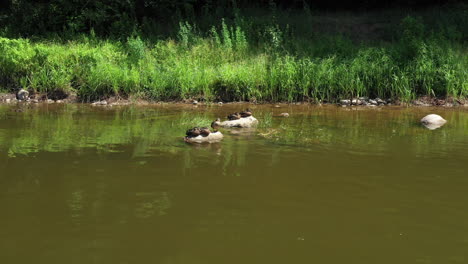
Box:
left=1, top=6, right=467, bottom=103
left=1, top=92, right=467, bottom=108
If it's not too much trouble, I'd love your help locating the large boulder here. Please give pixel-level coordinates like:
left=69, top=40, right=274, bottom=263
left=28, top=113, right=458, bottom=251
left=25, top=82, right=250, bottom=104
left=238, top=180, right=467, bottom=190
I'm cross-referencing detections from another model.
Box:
left=16, top=89, right=29, bottom=101
left=184, top=131, right=224, bottom=143
left=220, top=116, right=259, bottom=128
left=420, top=114, right=447, bottom=130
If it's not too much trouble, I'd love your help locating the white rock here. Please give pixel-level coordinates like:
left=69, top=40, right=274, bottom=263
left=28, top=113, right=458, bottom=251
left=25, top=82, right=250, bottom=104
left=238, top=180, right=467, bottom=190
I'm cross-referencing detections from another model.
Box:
left=279, top=113, right=289, bottom=117
left=184, top=131, right=223, bottom=143
left=340, top=99, right=351, bottom=105
left=421, top=114, right=447, bottom=130
left=376, top=98, right=386, bottom=104
left=92, top=100, right=107, bottom=105
left=220, top=116, right=259, bottom=128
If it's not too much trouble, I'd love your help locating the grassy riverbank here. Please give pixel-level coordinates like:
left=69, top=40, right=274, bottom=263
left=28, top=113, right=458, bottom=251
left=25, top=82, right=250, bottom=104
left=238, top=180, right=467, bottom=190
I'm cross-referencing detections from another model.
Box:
left=1, top=6, right=467, bottom=102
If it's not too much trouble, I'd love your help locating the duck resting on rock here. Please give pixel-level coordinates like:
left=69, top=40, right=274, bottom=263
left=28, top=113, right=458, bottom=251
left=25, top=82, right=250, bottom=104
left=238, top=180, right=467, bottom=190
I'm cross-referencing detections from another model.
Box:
left=186, top=127, right=201, bottom=138
left=200, top=127, right=211, bottom=137
left=211, top=118, right=221, bottom=132
left=227, top=112, right=241, bottom=120
left=240, top=108, right=252, bottom=118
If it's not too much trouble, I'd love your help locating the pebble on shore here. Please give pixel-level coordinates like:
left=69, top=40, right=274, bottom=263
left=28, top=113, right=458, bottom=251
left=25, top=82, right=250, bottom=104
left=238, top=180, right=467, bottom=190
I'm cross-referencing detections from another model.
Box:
left=339, top=97, right=388, bottom=107
left=91, top=100, right=108, bottom=106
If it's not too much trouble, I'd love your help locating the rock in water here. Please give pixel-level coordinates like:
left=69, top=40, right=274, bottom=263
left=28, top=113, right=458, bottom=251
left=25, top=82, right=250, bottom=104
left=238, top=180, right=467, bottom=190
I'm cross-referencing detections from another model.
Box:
left=220, top=116, right=259, bottom=128
left=17, top=89, right=29, bottom=101
left=184, top=131, right=223, bottom=143
left=421, top=114, right=447, bottom=130
left=279, top=113, right=289, bottom=117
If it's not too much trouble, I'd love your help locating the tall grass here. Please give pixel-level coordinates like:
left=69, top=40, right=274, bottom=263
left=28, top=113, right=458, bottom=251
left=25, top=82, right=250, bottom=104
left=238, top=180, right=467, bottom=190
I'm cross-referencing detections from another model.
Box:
left=0, top=10, right=467, bottom=102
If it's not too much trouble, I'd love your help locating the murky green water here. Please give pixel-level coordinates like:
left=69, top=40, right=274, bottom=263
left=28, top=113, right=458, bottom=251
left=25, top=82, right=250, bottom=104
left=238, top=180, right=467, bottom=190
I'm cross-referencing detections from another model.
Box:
left=0, top=103, right=467, bottom=264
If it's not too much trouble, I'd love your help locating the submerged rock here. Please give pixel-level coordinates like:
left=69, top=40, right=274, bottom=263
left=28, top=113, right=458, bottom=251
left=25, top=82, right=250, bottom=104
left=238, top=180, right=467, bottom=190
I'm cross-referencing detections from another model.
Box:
left=421, top=114, right=447, bottom=130
left=16, top=89, right=29, bottom=101
left=279, top=113, right=290, bottom=117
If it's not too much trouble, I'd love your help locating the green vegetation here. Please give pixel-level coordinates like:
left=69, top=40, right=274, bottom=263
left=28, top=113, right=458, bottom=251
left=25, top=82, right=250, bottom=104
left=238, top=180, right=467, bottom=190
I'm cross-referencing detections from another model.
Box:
left=1, top=5, right=467, bottom=102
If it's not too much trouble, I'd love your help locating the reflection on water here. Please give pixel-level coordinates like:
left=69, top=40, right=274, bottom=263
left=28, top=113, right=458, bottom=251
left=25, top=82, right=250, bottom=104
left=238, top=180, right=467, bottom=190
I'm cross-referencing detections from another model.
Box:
left=0, top=104, right=467, bottom=264
left=135, top=191, right=171, bottom=218
left=0, top=104, right=466, bottom=158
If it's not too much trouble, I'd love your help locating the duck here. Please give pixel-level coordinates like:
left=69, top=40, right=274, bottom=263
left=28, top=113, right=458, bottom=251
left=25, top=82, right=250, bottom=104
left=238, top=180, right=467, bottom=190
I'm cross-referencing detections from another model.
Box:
left=227, top=112, right=241, bottom=120
left=240, top=108, right=252, bottom=118
left=211, top=118, right=221, bottom=132
left=186, top=127, right=201, bottom=138
left=200, top=127, right=211, bottom=137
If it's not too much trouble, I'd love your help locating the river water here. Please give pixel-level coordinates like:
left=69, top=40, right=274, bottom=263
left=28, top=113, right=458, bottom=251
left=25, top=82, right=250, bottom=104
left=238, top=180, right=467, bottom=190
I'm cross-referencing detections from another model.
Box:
left=0, top=103, right=467, bottom=264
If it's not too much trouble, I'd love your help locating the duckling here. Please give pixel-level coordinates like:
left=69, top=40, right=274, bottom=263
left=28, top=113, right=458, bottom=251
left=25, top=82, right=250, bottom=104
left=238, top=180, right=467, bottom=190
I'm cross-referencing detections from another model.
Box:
left=200, top=127, right=211, bottom=137
left=240, top=108, right=252, bottom=118
left=186, top=127, right=201, bottom=138
left=227, top=112, right=241, bottom=120
left=211, top=118, right=221, bottom=132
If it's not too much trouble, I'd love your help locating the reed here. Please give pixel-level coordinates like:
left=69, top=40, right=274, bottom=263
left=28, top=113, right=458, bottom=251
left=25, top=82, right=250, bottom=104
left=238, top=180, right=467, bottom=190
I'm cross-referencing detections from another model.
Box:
left=1, top=9, right=467, bottom=102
